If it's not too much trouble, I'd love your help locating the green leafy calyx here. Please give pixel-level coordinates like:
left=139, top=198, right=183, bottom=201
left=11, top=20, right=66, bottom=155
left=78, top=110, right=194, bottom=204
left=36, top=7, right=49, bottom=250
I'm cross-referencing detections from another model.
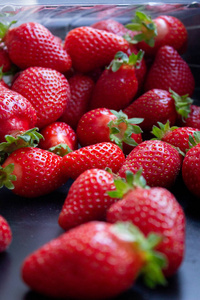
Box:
left=108, top=110, right=143, bottom=150
left=0, top=163, right=16, bottom=190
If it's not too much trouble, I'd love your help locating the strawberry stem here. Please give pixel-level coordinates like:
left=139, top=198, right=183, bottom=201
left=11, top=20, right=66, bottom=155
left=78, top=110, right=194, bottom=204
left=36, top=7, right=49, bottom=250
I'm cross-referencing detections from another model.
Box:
left=108, top=110, right=143, bottom=150
left=107, top=50, right=144, bottom=72
left=125, top=11, right=157, bottom=47
left=0, top=163, right=16, bottom=190
left=110, top=222, right=167, bottom=288
left=0, top=21, right=17, bottom=41
left=151, top=121, right=178, bottom=140
left=169, top=88, right=193, bottom=120
left=48, top=143, right=73, bottom=157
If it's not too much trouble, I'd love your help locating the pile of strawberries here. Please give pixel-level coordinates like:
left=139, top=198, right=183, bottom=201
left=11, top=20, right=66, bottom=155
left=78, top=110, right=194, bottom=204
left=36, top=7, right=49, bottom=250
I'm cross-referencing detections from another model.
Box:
left=0, top=10, right=199, bottom=299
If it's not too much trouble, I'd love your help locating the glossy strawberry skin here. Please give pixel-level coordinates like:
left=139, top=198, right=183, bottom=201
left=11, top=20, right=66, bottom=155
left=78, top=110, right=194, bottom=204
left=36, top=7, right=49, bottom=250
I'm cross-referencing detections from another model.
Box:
left=177, top=105, right=200, bottom=130
left=137, top=15, right=188, bottom=57
left=123, top=89, right=177, bottom=132
left=58, top=169, right=117, bottom=230
left=39, top=121, right=78, bottom=153
left=89, top=64, right=138, bottom=110
left=144, top=46, right=195, bottom=97
left=0, top=86, right=37, bottom=142
left=4, top=22, right=72, bottom=73
left=61, top=142, right=125, bottom=180
left=161, top=126, right=199, bottom=153
left=21, top=221, right=143, bottom=300
left=118, top=140, right=182, bottom=188
left=59, top=74, right=95, bottom=129
left=2, top=147, right=64, bottom=198
left=182, top=144, right=200, bottom=198
left=0, top=215, right=12, bottom=252
left=0, top=47, right=12, bottom=72
left=107, top=187, right=185, bottom=276
left=11, top=67, right=70, bottom=129
left=64, top=26, right=129, bottom=73
left=76, top=108, right=142, bottom=153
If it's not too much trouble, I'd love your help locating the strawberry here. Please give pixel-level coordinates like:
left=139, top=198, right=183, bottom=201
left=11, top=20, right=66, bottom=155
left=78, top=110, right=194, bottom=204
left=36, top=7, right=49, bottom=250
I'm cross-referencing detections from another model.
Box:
left=11, top=66, right=70, bottom=129
left=91, top=18, right=136, bottom=38
left=64, top=26, right=129, bottom=73
left=177, top=104, right=200, bottom=130
left=0, top=147, right=65, bottom=198
left=118, top=139, right=182, bottom=188
left=0, top=47, right=12, bottom=73
left=144, top=45, right=195, bottom=96
left=58, top=169, right=117, bottom=230
left=0, top=84, right=37, bottom=142
left=3, top=22, right=72, bottom=73
left=61, top=142, right=125, bottom=180
left=59, top=73, right=95, bottom=129
left=106, top=170, right=185, bottom=277
left=76, top=108, right=143, bottom=154
left=0, top=215, right=12, bottom=252
left=182, top=132, right=200, bottom=198
left=89, top=51, right=144, bottom=110
left=39, top=121, right=78, bottom=156
left=125, top=11, right=187, bottom=57
left=21, top=221, right=166, bottom=299
left=123, top=89, right=177, bottom=132
left=152, top=121, right=199, bottom=153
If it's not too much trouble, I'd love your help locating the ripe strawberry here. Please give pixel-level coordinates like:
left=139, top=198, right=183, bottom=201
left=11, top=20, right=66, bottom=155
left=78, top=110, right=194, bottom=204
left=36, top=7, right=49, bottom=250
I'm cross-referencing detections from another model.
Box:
left=91, top=18, right=136, bottom=38
left=59, top=73, right=95, bottom=129
left=182, top=132, right=200, bottom=198
left=21, top=221, right=166, bottom=299
left=58, top=169, right=117, bottom=230
left=89, top=51, right=143, bottom=110
left=11, top=66, right=70, bottom=129
left=76, top=108, right=143, bottom=154
left=152, top=121, right=199, bottom=153
left=61, top=142, right=125, bottom=180
left=144, top=45, right=195, bottom=96
left=39, top=122, right=78, bottom=156
left=107, top=170, right=185, bottom=277
left=177, top=104, right=200, bottom=130
left=0, top=215, right=12, bottom=252
left=125, top=11, right=188, bottom=57
left=118, top=139, right=182, bottom=188
left=0, top=85, right=37, bottom=142
left=0, top=147, right=65, bottom=198
left=64, top=26, right=129, bottom=73
left=123, top=89, right=177, bottom=132
left=0, top=47, right=12, bottom=72
left=3, top=22, right=72, bottom=73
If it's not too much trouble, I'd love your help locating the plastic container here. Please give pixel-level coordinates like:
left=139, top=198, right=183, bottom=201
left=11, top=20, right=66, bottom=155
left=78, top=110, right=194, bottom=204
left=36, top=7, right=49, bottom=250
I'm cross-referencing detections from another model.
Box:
left=0, top=2, right=200, bottom=300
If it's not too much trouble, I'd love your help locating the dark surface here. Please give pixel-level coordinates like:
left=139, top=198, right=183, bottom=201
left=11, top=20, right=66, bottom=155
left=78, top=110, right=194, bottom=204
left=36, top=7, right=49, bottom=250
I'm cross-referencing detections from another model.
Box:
left=0, top=173, right=200, bottom=300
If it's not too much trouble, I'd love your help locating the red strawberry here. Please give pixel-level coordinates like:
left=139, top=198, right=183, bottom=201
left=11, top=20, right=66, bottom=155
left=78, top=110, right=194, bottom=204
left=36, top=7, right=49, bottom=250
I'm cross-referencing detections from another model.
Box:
left=0, top=47, right=12, bottom=73
left=89, top=51, right=143, bottom=110
left=125, top=11, right=187, bottom=57
left=0, top=85, right=37, bottom=142
left=144, top=45, right=195, bottom=96
left=0, top=215, right=12, bottom=252
left=11, top=67, right=70, bottom=129
left=3, top=22, right=72, bottom=73
left=58, top=169, right=117, bottom=230
left=64, top=26, right=129, bottom=73
left=76, top=108, right=143, bottom=154
left=59, top=73, right=95, bottom=129
left=61, top=142, right=125, bottom=180
left=152, top=121, right=199, bottom=153
left=123, top=89, right=177, bottom=132
left=21, top=221, right=166, bottom=299
left=118, top=139, right=182, bottom=188
left=107, top=170, right=185, bottom=277
left=39, top=122, right=78, bottom=156
left=0, top=147, right=64, bottom=198
left=91, top=18, right=136, bottom=38
left=182, top=132, right=200, bottom=198
left=177, top=104, right=200, bottom=130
